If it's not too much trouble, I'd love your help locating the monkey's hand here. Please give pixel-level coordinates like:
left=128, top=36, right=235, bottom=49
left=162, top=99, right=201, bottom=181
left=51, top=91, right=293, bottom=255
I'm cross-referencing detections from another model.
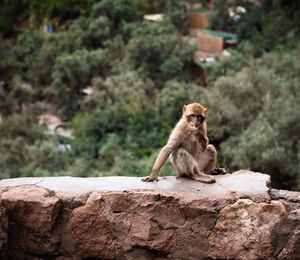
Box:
left=201, top=139, right=208, bottom=152
left=198, top=136, right=208, bottom=152
left=141, top=175, right=159, bottom=182
left=188, top=126, right=200, bottom=135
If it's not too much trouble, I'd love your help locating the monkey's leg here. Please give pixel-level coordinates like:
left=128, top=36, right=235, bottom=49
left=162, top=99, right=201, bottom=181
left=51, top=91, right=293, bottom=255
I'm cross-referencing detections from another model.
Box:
left=170, top=148, right=215, bottom=183
left=199, top=144, right=226, bottom=175
left=191, top=168, right=216, bottom=183
left=170, top=148, right=192, bottom=177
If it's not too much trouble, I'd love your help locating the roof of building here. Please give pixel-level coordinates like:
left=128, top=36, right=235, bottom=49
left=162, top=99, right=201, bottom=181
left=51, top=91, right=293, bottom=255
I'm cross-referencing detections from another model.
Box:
left=200, top=29, right=236, bottom=39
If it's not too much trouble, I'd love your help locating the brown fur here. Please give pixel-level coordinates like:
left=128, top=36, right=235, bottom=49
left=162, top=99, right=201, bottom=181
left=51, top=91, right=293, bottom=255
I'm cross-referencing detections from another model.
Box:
left=142, top=103, right=225, bottom=183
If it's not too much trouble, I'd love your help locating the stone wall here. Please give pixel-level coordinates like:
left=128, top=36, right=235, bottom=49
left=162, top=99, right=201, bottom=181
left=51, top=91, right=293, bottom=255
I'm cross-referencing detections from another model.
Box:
left=0, top=171, right=299, bottom=259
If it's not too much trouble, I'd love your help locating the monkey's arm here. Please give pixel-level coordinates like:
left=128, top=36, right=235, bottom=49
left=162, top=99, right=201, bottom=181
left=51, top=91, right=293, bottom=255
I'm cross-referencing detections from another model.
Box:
left=142, top=146, right=174, bottom=182
left=142, top=132, right=182, bottom=182
left=192, top=123, right=208, bottom=152
left=198, top=134, right=209, bottom=152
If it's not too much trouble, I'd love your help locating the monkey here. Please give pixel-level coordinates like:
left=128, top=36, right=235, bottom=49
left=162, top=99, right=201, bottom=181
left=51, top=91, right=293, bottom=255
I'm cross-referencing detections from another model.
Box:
left=142, top=103, right=225, bottom=183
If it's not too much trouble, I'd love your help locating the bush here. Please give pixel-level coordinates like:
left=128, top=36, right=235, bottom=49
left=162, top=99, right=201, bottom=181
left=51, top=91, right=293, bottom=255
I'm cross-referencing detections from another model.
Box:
left=204, top=50, right=250, bottom=86
left=209, top=0, right=237, bottom=33
left=0, top=114, right=70, bottom=178
left=202, top=48, right=300, bottom=190
left=164, top=0, right=190, bottom=34
left=126, top=20, right=196, bottom=85
left=209, top=0, right=300, bottom=55
left=92, top=0, right=139, bottom=24
left=70, top=106, right=128, bottom=158
left=51, top=49, right=109, bottom=119
left=81, top=72, right=153, bottom=111
left=0, top=31, right=43, bottom=83
left=158, top=80, right=205, bottom=127
left=236, top=0, right=300, bottom=55
left=89, top=0, right=139, bottom=44
left=36, top=19, right=86, bottom=84
left=84, top=16, right=111, bottom=48
left=0, top=75, right=33, bottom=116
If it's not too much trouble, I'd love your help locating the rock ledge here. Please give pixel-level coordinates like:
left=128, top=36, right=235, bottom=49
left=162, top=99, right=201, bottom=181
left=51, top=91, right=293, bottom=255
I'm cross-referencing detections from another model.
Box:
left=0, top=170, right=299, bottom=260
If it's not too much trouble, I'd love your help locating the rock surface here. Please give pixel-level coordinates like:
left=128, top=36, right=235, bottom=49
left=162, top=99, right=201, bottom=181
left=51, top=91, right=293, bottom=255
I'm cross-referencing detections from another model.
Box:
left=0, top=170, right=299, bottom=260
left=0, top=206, right=8, bottom=258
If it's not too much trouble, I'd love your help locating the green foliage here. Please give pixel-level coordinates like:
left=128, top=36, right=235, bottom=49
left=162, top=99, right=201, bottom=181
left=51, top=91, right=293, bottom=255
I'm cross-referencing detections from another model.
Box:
left=123, top=98, right=169, bottom=153
left=0, top=113, right=44, bottom=142
left=0, top=0, right=28, bottom=36
left=0, top=0, right=97, bottom=36
left=84, top=16, right=111, bottom=48
left=126, top=21, right=196, bottom=84
left=163, top=0, right=190, bottom=34
left=91, top=0, right=139, bottom=38
left=108, top=149, right=176, bottom=177
left=202, top=48, right=300, bottom=190
left=158, top=80, right=205, bottom=127
left=204, top=50, right=250, bottom=85
left=36, top=19, right=86, bottom=84
left=0, top=75, right=33, bottom=116
left=14, top=31, right=42, bottom=59
left=82, top=72, right=153, bottom=111
left=132, top=0, right=190, bottom=33
left=0, top=114, right=70, bottom=178
left=50, top=0, right=98, bottom=23
left=72, top=98, right=169, bottom=158
left=0, top=31, right=42, bottom=83
left=239, top=0, right=300, bottom=54
left=1, top=0, right=299, bottom=191
left=92, top=0, right=139, bottom=22
left=0, top=40, right=17, bottom=81
left=209, top=0, right=300, bottom=55
left=209, top=0, right=237, bottom=33
left=51, top=49, right=109, bottom=119
left=70, top=106, right=127, bottom=157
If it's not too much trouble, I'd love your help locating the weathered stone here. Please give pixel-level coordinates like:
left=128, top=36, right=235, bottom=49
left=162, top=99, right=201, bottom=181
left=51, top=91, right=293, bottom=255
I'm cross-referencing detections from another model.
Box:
left=269, top=188, right=300, bottom=203
left=70, top=192, right=118, bottom=259
left=103, top=192, right=178, bottom=255
left=278, top=229, right=300, bottom=260
left=272, top=209, right=300, bottom=260
left=0, top=172, right=298, bottom=260
left=0, top=207, right=8, bottom=259
left=125, top=215, right=175, bottom=254
left=1, top=185, right=60, bottom=232
left=0, top=171, right=271, bottom=198
left=208, top=199, right=288, bottom=260
left=0, top=185, right=61, bottom=256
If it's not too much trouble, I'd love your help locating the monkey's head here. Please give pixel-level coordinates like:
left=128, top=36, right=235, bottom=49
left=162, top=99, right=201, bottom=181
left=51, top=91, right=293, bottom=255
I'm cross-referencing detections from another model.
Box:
left=183, top=103, right=207, bottom=127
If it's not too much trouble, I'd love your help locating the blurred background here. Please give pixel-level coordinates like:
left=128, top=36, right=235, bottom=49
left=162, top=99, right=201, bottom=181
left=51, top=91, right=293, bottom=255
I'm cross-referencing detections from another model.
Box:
left=0, top=0, right=299, bottom=190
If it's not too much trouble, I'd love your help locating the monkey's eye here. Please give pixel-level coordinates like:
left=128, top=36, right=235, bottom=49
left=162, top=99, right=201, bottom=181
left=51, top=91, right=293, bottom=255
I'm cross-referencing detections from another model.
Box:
left=197, top=115, right=205, bottom=121
left=188, top=114, right=197, bottom=120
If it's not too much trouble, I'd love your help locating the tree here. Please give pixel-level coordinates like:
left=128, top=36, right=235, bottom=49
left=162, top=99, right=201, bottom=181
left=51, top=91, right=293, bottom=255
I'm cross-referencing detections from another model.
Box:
left=202, top=48, right=300, bottom=190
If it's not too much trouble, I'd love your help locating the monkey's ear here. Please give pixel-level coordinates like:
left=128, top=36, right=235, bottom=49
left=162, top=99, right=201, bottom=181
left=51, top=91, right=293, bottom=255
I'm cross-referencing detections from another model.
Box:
left=183, top=105, right=187, bottom=113
left=204, top=108, right=208, bottom=113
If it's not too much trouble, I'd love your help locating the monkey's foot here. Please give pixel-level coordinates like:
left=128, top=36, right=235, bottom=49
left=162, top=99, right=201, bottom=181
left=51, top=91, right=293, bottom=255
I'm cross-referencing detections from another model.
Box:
left=209, top=168, right=227, bottom=175
left=141, top=176, right=159, bottom=182
left=215, top=168, right=226, bottom=175
left=194, top=175, right=216, bottom=184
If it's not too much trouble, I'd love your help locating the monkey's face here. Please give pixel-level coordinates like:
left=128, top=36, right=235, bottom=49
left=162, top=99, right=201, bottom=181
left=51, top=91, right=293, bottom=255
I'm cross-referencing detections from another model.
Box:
left=183, top=103, right=207, bottom=128
left=186, top=114, right=205, bottom=128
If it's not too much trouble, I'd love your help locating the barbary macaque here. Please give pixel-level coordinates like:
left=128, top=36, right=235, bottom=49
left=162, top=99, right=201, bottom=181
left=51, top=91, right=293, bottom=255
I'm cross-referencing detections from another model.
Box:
left=142, top=103, right=225, bottom=183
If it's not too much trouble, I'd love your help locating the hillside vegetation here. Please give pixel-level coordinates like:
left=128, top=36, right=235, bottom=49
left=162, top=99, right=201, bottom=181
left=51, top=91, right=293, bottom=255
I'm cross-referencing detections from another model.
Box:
left=0, top=0, right=299, bottom=190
